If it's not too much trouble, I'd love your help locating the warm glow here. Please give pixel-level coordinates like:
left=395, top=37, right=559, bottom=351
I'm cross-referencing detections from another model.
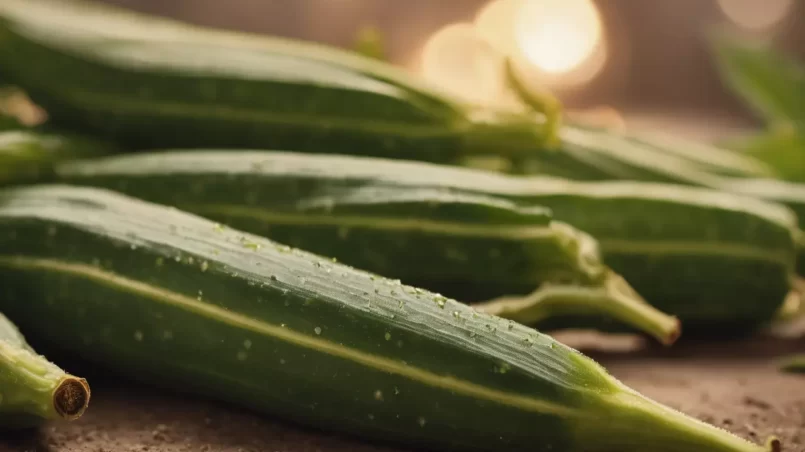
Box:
left=717, top=0, right=793, bottom=31
left=515, top=0, right=602, bottom=74
left=420, top=23, right=519, bottom=108
left=474, top=0, right=523, bottom=56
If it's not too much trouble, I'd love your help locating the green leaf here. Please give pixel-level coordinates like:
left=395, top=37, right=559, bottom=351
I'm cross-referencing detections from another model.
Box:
left=712, top=34, right=805, bottom=128
left=726, top=126, right=805, bottom=182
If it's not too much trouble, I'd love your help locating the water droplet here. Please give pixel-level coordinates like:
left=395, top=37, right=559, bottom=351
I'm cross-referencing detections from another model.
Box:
left=213, top=223, right=225, bottom=232
left=134, top=330, right=144, bottom=341
left=384, top=332, right=391, bottom=341
left=197, top=290, right=203, bottom=301
left=243, top=339, right=252, bottom=349
left=280, top=358, right=287, bottom=365
left=374, top=390, right=383, bottom=401
left=200, top=261, right=209, bottom=272
left=314, top=327, right=322, bottom=335
left=237, top=351, right=248, bottom=361
left=155, top=257, right=164, bottom=267
left=452, top=311, right=460, bottom=319
left=163, top=330, right=173, bottom=340
left=330, top=257, right=338, bottom=263
left=394, top=386, right=400, bottom=395
left=174, top=255, right=182, bottom=262
left=187, top=256, right=195, bottom=265
left=418, top=417, right=427, bottom=427
left=280, top=323, right=286, bottom=328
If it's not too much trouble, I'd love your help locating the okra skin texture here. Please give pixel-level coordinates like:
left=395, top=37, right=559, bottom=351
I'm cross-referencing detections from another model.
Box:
left=54, top=151, right=800, bottom=332
left=0, top=312, right=90, bottom=428
left=0, top=0, right=547, bottom=162
left=0, top=185, right=775, bottom=452
left=49, top=154, right=688, bottom=342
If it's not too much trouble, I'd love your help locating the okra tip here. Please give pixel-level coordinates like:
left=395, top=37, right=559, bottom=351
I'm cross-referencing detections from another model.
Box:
left=662, top=316, right=682, bottom=346
left=53, top=376, right=91, bottom=421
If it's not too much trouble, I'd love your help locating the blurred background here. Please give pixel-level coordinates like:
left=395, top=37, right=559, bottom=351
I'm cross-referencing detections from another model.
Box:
left=97, top=0, right=805, bottom=138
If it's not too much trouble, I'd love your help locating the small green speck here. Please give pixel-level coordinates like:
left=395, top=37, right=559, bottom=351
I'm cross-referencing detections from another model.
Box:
left=373, top=390, right=383, bottom=401
left=384, top=332, right=392, bottom=341
left=394, top=386, right=400, bottom=395
left=314, top=327, right=322, bottom=335
left=241, top=238, right=262, bottom=251
left=134, top=330, right=144, bottom=341
left=200, top=261, right=209, bottom=272
left=155, top=257, right=164, bottom=267
left=331, top=257, right=338, bottom=263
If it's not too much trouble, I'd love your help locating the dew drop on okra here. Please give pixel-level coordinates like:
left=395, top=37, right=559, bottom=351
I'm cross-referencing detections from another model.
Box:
left=384, top=332, right=391, bottom=341
left=374, top=390, right=384, bottom=401
left=134, top=330, right=144, bottom=341
left=314, top=327, right=322, bottom=335
left=243, top=340, right=252, bottom=349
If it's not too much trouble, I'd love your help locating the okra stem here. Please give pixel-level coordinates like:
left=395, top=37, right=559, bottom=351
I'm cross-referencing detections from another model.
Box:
left=581, top=386, right=781, bottom=452
left=503, top=58, right=563, bottom=148
left=0, top=313, right=90, bottom=428
left=472, top=272, right=681, bottom=345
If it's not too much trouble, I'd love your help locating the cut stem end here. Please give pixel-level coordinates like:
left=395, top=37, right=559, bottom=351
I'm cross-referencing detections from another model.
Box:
left=53, top=376, right=91, bottom=420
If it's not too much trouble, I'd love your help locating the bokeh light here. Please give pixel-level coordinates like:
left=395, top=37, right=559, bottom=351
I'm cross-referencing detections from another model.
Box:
left=717, top=0, right=793, bottom=31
